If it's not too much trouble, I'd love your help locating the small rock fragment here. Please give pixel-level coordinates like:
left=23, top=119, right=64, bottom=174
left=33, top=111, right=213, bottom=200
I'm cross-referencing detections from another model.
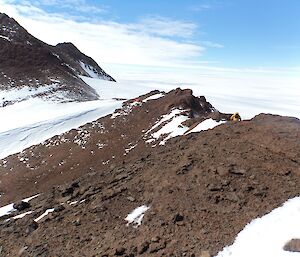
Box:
left=200, top=250, right=211, bottom=257
left=54, top=205, right=65, bottom=212
left=138, top=241, right=150, bottom=254
left=229, top=168, right=246, bottom=175
left=208, top=183, right=222, bottom=191
left=127, top=196, right=136, bottom=202
left=26, top=221, right=38, bottom=234
left=216, top=166, right=229, bottom=176
left=173, top=213, right=184, bottom=223
left=284, top=239, right=300, bottom=252
left=115, top=247, right=126, bottom=256
left=149, top=241, right=166, bottom=253
left=151, top=236, right=160, bottom=243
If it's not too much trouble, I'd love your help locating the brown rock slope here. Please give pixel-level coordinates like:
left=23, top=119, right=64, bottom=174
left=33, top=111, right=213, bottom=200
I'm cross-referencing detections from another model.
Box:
left=0, top=88, right=221, bottom=205
left=0, top=13, right=114, bottom=103
left=0, top=90, right=299, bottom=256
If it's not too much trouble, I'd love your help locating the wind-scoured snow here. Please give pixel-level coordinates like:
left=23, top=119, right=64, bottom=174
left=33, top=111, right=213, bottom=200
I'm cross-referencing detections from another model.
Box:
left=142, top=93, right=164, bottom=102
left=0, top=84, right=57, bottom=107
left=216, top=196, right=300, bottom=257
left=79, top=61, right=100, bottom=79
left=0, top=99, right=121, bottom=159
left=187, top=118, right=226, bottom=134
left=125, top=205, right=150, bottom=228
left=0, top=194, right=39, bottom=217
left=153, top=115, right=189, bottom=145
left=146, top=109, right=189, bottom=145
left=147, top=109, right=184, bottom=134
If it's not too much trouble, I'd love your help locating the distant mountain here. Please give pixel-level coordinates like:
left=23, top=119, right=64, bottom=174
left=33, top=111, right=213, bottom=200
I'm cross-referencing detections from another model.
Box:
left=0, top=13, right=115, bottom=102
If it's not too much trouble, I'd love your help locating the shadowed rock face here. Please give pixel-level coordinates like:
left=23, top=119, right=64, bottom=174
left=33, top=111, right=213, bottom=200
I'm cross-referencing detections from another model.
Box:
left=55, top=42, right=116, bottom=81
left=0, top=13, right=115, bottom=102
left=161, top=88, right=214, bottom=117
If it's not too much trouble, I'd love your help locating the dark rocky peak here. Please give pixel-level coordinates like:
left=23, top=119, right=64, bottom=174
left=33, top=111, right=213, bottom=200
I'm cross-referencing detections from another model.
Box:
left=0, top=13, right=41, bottom=46
left=162, top=88, right=215, bottom=117
left=0, top=13, right=16, bottom=25
left=54, top=42, right=116, bottom=81
left=0, top=13, right=115, bottom=102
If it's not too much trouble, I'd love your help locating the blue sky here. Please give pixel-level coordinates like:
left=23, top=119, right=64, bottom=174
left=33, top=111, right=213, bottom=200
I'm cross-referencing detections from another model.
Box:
left=1, top=0, right=300, bottom=72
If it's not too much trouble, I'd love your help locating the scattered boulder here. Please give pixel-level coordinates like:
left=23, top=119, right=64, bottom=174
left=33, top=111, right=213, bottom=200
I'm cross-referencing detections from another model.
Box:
left=138, top=241, right=150, bottom=254
left=127, top=196, right=136, bottom=202
left=283, top=239, right=300, bottom=252
left=149, top=241, right=166, bottom=253
left=54, top=205, right=65, bottom=213
left=173, top=213, right=184, bottom=223
left=114, top=247, right=126, bottom=256
left=13, top=201, right=31, bottom=211
left=25, top=221, right=38, bottom=234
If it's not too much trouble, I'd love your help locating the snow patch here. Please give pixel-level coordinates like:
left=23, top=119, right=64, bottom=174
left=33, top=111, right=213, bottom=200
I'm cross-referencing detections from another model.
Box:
left=34, top=208, right=55, bottom=222
left=142, top=93, right=164, bottom=102
left=124, top=143, right=137, bottom=155
left=146, top=109, right=189, bottom=145
left=187, top=118, right=226, bottom=134
left=13, top=211, right=33, bottom=220
left=216, top=196, right=300, bottom=257
left=125, top=205, right=150, bottom=228
left=0, top=35, right=10, bottom=41
left=69, top=201, right=78, bottom=205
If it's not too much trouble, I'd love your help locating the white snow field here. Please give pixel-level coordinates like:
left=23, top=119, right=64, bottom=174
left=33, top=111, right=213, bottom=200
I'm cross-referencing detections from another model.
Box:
left=216, top=197, right=300, bottom=257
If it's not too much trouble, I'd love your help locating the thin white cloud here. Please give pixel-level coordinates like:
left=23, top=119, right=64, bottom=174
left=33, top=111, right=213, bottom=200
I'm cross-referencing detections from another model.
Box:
left=202, top=41, right=224, bottom=48
left=133, top=16, right=198, bottom=38
left=188, top=4, right=212, bottom=12
left=0, top=0, right=205, bottom=67
left=15, top=0, right=106, bottom=14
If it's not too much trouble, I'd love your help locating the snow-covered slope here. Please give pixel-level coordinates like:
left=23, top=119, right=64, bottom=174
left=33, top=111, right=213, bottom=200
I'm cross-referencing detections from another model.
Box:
left=0, top=98, right=121, bottom=159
